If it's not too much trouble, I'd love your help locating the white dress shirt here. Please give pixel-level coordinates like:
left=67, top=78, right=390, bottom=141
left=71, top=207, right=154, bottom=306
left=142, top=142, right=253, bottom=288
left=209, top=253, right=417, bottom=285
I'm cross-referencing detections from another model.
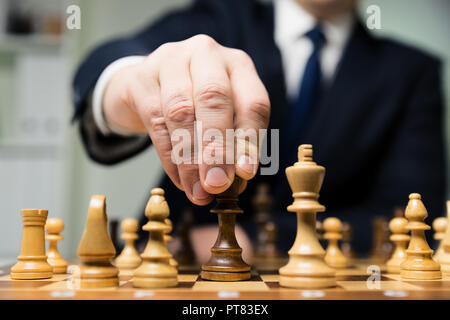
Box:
left=92, top=0, right=355, bottom=136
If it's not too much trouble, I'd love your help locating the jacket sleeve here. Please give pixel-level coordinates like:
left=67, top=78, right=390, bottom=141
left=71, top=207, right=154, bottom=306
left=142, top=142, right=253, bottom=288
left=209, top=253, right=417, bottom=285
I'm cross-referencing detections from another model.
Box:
left=72, top=0, right=239, bottom=165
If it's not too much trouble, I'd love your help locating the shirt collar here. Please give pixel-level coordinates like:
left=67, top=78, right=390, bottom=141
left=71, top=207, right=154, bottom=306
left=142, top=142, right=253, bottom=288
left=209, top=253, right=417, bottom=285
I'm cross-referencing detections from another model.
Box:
left=275, top=0, right=355, bottom=48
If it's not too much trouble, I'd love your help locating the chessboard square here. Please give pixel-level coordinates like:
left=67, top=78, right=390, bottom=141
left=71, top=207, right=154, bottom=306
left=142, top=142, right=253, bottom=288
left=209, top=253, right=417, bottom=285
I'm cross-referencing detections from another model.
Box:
left=335, top=268, right=367, bottom=276
left=0, top=280, right=55, bottom=289
left=192, top=281, right=269, bottom=292
left=403, top=280, right=450, bottom=289
left=338, top=280, right=422, bottom=291
left=37, top=280, right=74, bottom=291
left=336, top=275, right=390, bottom=281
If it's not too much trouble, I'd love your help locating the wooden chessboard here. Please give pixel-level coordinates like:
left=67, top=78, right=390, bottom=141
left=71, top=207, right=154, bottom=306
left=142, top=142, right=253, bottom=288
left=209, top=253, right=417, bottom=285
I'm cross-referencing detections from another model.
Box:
left=1, top=261, right=449, bottom=300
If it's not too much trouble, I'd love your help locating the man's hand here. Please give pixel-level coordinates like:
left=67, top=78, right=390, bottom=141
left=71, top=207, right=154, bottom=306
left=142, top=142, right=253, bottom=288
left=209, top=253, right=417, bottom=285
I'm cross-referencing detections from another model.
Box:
left=102, top=35, right=270, bottom=205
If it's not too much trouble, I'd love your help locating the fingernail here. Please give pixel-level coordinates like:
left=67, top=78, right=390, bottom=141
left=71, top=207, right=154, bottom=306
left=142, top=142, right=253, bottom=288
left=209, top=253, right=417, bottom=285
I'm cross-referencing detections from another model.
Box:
left=192, top=181, right=210, bottom=200
left=205, top=167, right=230, bottom=188
left=237, top=155, right=257, bottom=176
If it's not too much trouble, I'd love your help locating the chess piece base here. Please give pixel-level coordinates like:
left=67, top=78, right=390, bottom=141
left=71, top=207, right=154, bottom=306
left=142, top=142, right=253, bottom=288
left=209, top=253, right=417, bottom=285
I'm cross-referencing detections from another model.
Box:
left=200, top=270, right=251, bottom=281
left=324, top=257, right=348, bottom=269
left=386, top=257, right=405, bottom=274
left=279, top=275, right=336, bottom=289
left=50, top=265, right=68, bottom=274
left=133, top=261, right=178, bottom=288
left=441, top=263, right=450, bottom=275
left=79, top=263, right=119, bottom=288
left=47, top=258, right=68, bottom=274
left=115, top=258, right=142, bottom=271
left=133, top=276, right=178, bottom=288
left=400, top=269, right=442, bottom=280
left=10, top=259, right=53, bottom=280
left=279, top=256, right=336, bottom=289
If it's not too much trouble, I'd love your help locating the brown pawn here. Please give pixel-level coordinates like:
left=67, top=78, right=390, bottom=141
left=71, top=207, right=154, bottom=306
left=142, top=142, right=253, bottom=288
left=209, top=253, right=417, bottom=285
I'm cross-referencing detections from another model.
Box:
left=316, top=220, right=324, bottom=240
left=370, top=216, right=392, bottom=264
left=174, top=209, right=197, bottom=266
left=252, top=184, right=284, bottom=268
left=323, top=217, right=348, bottom=269
left=11, top=209, right=53, bottom=279
left=115, top=218, right=142, bottom=271
left=164, top=218, right=178, bottom=268
left=279, top=145, right=336, bottom=289
left=386, top=217, right=410, bottom=274
left=400, top=193, right=441, bottom=280
left=77, top=195, right=119, bottom=288
left=133, top=188, right=178, bottom=288
left=439, top=201, right=450, bottom=274
left=109, top=219, right=120, bottom=256
left=201, top=176, right=251, bottom=281
left=45, top=218, right=68, bottom=274
left=432, top=217, right=447, bottom=262
left=341, top=222, right=356, bottom=260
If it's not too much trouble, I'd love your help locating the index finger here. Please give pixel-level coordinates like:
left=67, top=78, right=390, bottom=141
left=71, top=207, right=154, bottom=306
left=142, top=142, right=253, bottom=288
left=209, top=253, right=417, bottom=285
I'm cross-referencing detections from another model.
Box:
left=224, top=49, right=271, bottom=180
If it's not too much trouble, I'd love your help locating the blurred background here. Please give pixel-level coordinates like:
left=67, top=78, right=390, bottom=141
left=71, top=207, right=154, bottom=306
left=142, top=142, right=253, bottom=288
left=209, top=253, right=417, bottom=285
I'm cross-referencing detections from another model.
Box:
left=0, top=0, right=449, bottom=264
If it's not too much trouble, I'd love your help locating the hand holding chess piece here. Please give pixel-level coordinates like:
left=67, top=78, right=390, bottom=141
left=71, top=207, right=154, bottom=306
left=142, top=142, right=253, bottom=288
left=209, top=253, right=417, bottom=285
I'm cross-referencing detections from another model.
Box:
left=45, top=218, right=68, bottom=274
left=201, top=176, right=251, bottom=281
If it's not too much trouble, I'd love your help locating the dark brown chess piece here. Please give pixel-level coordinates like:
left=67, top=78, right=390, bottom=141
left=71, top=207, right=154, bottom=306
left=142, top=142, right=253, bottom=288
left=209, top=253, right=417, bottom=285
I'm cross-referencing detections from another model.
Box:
left=252, top=184, right=284, bottom=268
left=201, top=176, right=251, bottom=281
left=174, top=209, right=197, bottom=266
left=370, top=216, right=392, bottom=263
left=341, top=222, right=356, bottom=260
left=109, top=219, right=119, bottom=257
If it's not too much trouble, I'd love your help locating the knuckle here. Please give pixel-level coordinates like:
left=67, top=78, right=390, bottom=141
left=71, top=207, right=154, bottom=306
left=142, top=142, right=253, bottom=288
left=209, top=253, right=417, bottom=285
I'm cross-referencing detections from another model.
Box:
left=229, top=48, right=254, bottom=67
left=191, top=34, right=218, bottom=49
left=196, top=84, right=231, bottom=110
left=157, top=41, right=178, bottom=54
left=151, top=42, right=180, bottom=61
left=165, top=94, right=195, bottom=123
left=246, top=99, right=271, bottom=124
left=149, top=115, right=166, bottom=132
left=139, top=102, right=166, bottom=130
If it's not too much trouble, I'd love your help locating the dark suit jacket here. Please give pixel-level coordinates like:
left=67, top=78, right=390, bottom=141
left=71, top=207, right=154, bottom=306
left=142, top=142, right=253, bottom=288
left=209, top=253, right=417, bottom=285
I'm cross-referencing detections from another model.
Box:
left=72, top=0, right=447, bottom=253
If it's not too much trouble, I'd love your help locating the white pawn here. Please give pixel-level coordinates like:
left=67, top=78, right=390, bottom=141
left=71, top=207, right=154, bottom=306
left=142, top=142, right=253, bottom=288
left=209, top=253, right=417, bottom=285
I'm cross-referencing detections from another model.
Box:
left=45, top=218, right=68, bottom=274
left=433, top=217, right=447, bottom=262
left=323, top=217, right=348, bottom=269
left=115, top=218, right=142, bottom=272
left=386, top=217, right=409, bottom=274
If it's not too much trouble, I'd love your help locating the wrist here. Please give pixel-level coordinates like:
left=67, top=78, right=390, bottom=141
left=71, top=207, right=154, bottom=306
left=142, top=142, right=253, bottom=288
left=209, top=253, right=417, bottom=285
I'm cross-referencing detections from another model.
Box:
left=92, top=55, right=147, bottom=136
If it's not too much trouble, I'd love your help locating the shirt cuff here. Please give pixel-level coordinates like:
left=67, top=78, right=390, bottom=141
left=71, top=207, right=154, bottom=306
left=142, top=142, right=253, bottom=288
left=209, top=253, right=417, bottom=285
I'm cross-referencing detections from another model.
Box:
left=92, top=55, right=147, bottom=136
